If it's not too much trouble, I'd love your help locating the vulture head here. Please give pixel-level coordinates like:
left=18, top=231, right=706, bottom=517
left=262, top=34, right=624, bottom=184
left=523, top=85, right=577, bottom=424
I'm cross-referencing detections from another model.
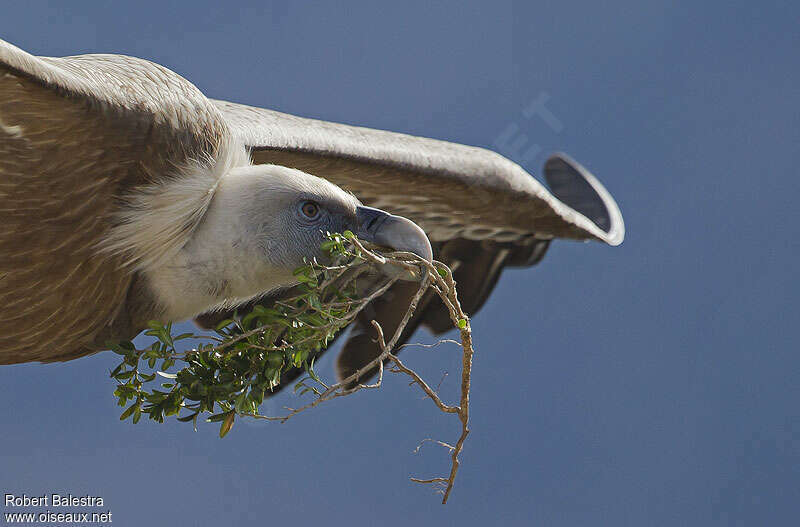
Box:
left=148, top=164, right=432, bottom=322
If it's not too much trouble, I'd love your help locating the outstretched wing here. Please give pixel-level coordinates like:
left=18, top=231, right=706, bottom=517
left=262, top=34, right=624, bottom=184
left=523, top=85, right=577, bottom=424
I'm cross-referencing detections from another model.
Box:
left=204, top=99, right=624, bottom=389
left=213, top=100, right=623, bottom=246
left=0, top=38, right=228, bottom=364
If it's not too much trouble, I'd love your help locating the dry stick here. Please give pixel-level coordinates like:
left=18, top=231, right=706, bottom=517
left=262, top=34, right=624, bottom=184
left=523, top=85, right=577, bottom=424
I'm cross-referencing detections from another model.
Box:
left=434, top=263, right=474, bottom=505
left=243, top=246, right=474, bottom=504
left=413, top=438, right=456, bottom=454
left=397, top=339, right=461, bottom=352
left=373, top=323, right=457, bottom=414
left=377, top=261, right=473, bottom=504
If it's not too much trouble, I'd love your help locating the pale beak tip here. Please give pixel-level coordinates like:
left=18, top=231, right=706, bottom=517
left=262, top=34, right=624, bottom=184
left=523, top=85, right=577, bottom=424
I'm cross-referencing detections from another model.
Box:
left=355, top=206, right=433, bottom=262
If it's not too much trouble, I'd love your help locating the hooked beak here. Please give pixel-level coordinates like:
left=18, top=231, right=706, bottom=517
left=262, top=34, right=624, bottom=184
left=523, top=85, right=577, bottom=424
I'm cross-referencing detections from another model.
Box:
left=355, top=206, right=433, bottom=264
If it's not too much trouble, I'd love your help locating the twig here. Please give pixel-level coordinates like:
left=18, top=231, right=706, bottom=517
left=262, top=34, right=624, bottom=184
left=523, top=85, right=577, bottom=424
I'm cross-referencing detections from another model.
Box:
left=239, top=244, right=474, bottom=504
left=413, top=438, right=456, bottom=454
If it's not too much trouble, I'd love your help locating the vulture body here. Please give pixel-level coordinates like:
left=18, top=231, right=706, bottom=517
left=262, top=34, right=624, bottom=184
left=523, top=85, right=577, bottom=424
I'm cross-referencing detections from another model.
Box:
left=0, top=38, right=624, bottom=386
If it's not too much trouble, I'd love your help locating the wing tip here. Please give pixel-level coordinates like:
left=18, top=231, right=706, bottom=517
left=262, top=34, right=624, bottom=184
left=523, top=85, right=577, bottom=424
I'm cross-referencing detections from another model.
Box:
left=544, top=152, right=625, bottom=246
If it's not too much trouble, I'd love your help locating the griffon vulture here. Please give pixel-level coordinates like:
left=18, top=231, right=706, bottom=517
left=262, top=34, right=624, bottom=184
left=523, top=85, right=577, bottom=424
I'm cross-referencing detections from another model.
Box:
left=0, top=38, right=624, bottom=389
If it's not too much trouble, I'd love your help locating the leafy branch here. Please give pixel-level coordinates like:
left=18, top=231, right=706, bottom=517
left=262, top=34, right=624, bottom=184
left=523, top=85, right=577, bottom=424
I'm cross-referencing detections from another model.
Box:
left=109, top=232, right=474, bottom=503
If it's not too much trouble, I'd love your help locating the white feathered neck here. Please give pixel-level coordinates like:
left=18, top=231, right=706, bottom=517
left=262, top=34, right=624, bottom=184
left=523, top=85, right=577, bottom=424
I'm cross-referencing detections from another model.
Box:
left=100, top=135, right=250, bottom=272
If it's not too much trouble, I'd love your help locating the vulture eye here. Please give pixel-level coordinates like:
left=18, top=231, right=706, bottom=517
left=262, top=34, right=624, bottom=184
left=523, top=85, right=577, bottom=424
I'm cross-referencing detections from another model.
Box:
left=300, top=200, right=321, bottom=220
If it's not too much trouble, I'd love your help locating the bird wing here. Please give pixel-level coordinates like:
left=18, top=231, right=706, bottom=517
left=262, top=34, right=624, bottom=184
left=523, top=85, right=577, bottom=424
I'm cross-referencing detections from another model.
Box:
left=213, top=100, right=624, bottom=246
left=0, top=39, right=228, bottom=363
left=206, top=99, right=625, bottom=389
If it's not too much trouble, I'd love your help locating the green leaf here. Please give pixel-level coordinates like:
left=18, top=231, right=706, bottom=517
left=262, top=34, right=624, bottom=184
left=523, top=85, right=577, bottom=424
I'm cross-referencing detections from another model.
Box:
left=219, top=412, right=235, bottom=438
left=120, top=403, right=138, bottom=421
left=457, top=318, right=467, bottom=329
left=177, top=412, right=199, bottom=423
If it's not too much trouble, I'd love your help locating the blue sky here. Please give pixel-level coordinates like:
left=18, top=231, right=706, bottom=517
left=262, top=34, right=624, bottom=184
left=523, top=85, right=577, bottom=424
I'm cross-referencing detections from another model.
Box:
left=1, top=1, right=798, bottom=525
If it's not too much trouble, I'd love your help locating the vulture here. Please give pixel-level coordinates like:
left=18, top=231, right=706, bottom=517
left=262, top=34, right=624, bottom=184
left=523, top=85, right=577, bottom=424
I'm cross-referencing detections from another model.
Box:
left=0, top=38, right=624, bottom=391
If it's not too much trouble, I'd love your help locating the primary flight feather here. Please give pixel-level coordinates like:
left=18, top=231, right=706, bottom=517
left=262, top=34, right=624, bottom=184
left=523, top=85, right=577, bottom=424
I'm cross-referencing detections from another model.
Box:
left=0, top=38, right=623, bottom=378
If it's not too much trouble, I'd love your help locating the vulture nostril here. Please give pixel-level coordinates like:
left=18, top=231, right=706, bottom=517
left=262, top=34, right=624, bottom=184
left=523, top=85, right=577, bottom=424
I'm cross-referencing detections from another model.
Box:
left=358, top=207, right=390, bottom=235
left=364, top=216, right=378, bottom=231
